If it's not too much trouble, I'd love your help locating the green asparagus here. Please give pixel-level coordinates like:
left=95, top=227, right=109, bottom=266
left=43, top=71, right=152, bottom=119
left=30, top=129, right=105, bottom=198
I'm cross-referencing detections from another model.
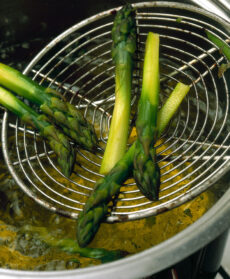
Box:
left=133, top=140, right=160, bottom=200
left=156, top=82, right=190, bottom=137
left=133, top=32, right=160, bottom=200
left=100, top=4, right=136, bottom=174
left=0, top=86, right=75, bottom=177
left=136, top=32, right=160, bottom=155
left=77, top=82, right=190, bottom=247
left=205, top=29, right=230, bottom=60
left=133, top=81, right=190, bottom=200
left=77, top=142, right=136, bottom=246
left=0, top=63, right=97, bottom=151
left=205, top=29, right=230, bottom=77
left=21, top=225, right=128, bottom=263
left=57, top=239, right=129, bottom=263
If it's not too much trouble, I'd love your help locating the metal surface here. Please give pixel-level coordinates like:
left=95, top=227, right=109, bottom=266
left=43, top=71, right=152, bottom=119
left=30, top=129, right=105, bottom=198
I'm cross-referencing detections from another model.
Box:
left=2, top=1, right=230, bottom=223
left=190, top=0, right=230, bottom=23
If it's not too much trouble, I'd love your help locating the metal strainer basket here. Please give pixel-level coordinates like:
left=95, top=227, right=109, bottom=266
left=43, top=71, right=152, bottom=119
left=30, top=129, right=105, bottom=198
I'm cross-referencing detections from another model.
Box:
left=1, top=2, right=230, bottom=222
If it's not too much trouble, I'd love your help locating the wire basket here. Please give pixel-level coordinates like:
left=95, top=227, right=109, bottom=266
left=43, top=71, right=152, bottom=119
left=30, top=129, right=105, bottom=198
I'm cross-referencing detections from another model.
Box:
left=2, top=2, right=230, bottom=222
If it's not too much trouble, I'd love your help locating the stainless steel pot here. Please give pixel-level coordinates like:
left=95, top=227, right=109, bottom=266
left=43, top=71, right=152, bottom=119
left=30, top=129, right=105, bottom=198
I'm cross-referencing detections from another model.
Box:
left=0, top=1, right=230, bottom=278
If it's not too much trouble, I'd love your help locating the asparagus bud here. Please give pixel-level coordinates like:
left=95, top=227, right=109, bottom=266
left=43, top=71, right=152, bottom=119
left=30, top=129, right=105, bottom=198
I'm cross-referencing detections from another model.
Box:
left=0, top=63, right=97, bottom=151
left=0, top=86, right=75, bottom=177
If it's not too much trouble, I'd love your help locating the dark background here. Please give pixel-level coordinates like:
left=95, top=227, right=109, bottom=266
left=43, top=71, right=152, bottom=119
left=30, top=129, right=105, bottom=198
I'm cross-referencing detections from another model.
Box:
left=0, top=0, right=193, bottom=70
left=0, top=0, right=139, bottom=69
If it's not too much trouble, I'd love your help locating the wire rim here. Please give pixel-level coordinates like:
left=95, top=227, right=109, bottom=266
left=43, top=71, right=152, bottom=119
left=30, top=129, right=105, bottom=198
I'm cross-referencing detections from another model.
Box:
left=1, top=2, right=230, bottom=221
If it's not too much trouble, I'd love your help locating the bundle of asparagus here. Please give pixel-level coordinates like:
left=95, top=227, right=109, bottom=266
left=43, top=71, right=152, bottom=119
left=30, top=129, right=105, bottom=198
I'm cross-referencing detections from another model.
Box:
left=77, top=4, right=190, bottom=247
left=0, top=3, right=191, bottom=251
left=0, top=86, right=75, bottom=177
left=77, top=81, right=190, bottom=247
left=0, top=63, right=97, bottom=151
left=99, top=4, right=161, bottom=200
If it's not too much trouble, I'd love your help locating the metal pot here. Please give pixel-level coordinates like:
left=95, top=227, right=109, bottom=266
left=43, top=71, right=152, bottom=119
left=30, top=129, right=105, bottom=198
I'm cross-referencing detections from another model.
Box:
left=0, top=1, right=230, bottom=278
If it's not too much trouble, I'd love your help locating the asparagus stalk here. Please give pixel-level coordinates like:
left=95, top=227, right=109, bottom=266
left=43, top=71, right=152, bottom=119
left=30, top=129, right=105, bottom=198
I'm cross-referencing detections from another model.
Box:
left=57, top=239, right=129, bottom=263
left=157, top=82, right=190, bottom=137
left=0, top=63, right=97, bottom=151
left=205, top=29, right=230, bottom=60
left=0, top=86, right=75, bottom=177
left=77, top=82, right=190, bottom=247
left=133, top=140, right=160, bottom=200
left=77, top=142, right=136, bottom=246
left=205, top=29, right=230, bottom=77
left=136, top=32, right=160, bottom=155
left=133, top=82, right=190, bottom=201
left=133, top=32, right=160, bottom=200
left=21, top=225, right=128, bottom=263
left=100, top=4, right=136, bottom=174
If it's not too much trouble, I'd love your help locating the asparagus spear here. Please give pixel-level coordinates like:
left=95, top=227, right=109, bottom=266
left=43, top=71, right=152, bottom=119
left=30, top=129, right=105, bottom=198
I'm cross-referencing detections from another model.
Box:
left=205, top=29, right=230, bottom=60
left=21, top=225, right=128, bottom=263
left=77, top=82, right=190, bottom=247
left=133, top=32, right=160, bottom=200
left=100, top=4, right=136, bottom=174
left=205, top=29, right=230, bottom=77
left=57, top=239, right=128, bottom=263
left=133, top=82, right=190, bottom=200
left=156, top=82, right=190, bottom=137
left=77, top=142, right=136, bottom=246
left=133, top=140, right=160, bottom=200
left=0, top=63, right=97, bottom=151
left=136, top=32, right=160, bottom=155
left=0, top=86, right=75, bottom=177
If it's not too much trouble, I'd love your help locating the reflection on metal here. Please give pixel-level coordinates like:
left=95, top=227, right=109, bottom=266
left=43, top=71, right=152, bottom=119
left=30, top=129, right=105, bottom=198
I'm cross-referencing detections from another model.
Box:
left=190, top=0, right=230, bottom=23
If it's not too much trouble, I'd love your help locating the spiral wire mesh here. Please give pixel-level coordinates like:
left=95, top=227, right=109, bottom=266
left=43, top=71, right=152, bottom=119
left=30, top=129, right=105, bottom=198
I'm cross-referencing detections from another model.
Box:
left=1, top=2, right=230, bottom=221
